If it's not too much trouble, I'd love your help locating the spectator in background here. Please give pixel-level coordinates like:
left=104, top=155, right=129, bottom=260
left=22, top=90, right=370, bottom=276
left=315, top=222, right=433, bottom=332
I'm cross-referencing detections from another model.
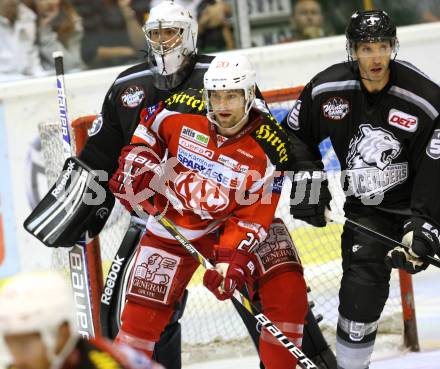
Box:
left=416, top=0, right=440, bottom=23
left=0, top=0, right=44, bottom=81
left=374, top=0, right=420, bottom=26
left=288, top=0, right=331, bottom=41
left=197, top=0, right=234, bottom=53
left=150, top=0, right=200, bottom=17
left=34, top=0, right=85, bottom=72
left=320, top=0, right=363, bottom=35
left=76, top=0, right=145, bottom=69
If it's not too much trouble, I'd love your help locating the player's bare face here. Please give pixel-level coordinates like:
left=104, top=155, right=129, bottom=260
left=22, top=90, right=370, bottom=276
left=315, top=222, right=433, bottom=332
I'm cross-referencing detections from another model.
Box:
left=148, top=27, right=182, bottom=54
left=355, top=41, right=392, bottom=92
left=5, top=332, right=51, bottom=369
left=209, top=90, right=246, bottom=134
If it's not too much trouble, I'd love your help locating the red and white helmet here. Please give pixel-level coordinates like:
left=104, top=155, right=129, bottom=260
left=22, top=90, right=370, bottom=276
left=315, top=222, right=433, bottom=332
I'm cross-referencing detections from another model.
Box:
left=0, top=271, right=76, bottom=361
left=204, top=54, right=256, bottom=127
left=143, top=1, right=198, bottom=77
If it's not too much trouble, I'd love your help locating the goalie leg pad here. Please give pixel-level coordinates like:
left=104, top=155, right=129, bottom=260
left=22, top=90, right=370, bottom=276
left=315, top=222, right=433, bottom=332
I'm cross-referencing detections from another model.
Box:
left=24, top=156, right=114, bottom=247
left=100, top=219, right=144, bottom=339
left=153, top=289, right=188, bottom=369
left=302, top=308, right=337, bottom=369
left=258, top=271, right=308, bottom=369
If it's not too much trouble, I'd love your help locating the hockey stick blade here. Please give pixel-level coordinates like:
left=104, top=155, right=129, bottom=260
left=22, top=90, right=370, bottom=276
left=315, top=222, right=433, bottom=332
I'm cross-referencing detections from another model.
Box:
left=136, top=204, right=318, bottom=369
left=325, top=210, right=440, bottom=268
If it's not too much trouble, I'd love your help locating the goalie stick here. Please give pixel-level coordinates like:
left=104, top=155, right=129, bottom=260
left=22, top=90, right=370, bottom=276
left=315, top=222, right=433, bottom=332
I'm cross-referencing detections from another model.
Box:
left=53, top=51, right=98, bottom=338
left=133, top=203, right=318, bottom=369
left=325, top=210, right=440, bottom=268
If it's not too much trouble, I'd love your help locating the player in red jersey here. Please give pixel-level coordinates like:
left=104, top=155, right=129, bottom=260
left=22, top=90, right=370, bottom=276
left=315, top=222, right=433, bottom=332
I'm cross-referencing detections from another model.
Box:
left=108, top=54, right=317, bottom=368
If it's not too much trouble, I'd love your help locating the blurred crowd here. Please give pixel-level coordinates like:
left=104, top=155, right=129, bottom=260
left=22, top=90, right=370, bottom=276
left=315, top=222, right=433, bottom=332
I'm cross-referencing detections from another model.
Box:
left=1, top=0, right=439, bottom=82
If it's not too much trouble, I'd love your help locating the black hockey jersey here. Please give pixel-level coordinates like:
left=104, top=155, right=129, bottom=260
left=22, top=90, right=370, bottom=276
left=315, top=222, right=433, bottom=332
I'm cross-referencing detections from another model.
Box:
left=281, top=60, right=440, bottom=221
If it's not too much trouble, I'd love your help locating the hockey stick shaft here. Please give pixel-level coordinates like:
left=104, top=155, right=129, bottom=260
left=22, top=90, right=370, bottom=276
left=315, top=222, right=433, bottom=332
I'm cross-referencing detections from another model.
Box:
left=136, top=204, right=317, bottom=369
left=53, top=51, right=73, bottom=160
left=326, top=210, right=440, bottom=268
left=53, top=52, right=96, bottom=338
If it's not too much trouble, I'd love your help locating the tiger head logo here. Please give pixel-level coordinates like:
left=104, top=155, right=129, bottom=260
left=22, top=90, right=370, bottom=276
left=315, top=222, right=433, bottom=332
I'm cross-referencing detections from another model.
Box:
left=347, top=124, right=402, bottom=170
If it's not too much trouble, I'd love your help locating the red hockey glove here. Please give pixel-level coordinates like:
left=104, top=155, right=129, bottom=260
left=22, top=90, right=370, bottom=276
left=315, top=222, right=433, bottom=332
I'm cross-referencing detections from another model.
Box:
left=203, top=248, right=256, bottom=301
left=109, top=144, right=161, bottom=213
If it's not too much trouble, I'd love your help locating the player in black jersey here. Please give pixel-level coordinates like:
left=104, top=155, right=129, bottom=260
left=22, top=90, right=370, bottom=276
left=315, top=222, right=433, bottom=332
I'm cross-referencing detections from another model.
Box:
left=281, top=9, right=440, bottom=369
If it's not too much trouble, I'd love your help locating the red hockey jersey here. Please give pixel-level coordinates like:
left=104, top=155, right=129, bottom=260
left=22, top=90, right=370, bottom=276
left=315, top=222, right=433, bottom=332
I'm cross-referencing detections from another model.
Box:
left=131, top=105, right=304, bottom=251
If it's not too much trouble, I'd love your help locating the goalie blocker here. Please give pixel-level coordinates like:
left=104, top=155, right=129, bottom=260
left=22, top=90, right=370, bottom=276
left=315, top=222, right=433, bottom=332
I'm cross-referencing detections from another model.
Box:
left=24, top=157, right=114, bottom=247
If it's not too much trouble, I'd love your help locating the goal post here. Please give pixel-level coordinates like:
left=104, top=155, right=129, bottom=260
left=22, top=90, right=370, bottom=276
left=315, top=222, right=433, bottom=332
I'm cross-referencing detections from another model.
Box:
left=41, top=86, right=419, bottom=359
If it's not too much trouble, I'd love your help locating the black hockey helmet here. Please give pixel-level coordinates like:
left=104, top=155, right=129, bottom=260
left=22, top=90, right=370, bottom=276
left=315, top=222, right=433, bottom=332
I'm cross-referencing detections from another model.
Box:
left=346, top=10, right=398, bottom=59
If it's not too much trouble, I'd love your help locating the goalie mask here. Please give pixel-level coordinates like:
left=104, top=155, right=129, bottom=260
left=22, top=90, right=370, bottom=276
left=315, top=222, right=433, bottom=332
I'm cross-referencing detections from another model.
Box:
left=346, top=10, right=398, bottom=60
left=143, top=0, right=198, bottom=89
left=203, top=55, right=256, bottom=135
left=0, top=271, right=77, bottom=364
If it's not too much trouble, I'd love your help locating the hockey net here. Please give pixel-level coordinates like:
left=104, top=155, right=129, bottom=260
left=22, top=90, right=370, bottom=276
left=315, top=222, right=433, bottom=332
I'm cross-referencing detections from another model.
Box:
left=39, top=86, right=418, bottom=363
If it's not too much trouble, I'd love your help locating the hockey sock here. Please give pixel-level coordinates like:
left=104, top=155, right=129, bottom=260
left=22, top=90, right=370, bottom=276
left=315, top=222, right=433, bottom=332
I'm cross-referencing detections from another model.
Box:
left=336, top=314, right=378, bottom=369
left=115, top=300, right=174, bottom=358
left=258, top=271, right=308, bottom=369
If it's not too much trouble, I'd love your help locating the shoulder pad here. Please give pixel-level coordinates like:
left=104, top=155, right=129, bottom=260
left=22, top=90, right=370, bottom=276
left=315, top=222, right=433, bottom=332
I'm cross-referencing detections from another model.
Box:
left=163, top=87, right=205, bottom=114
left=251, top=112, right=293, bottom=170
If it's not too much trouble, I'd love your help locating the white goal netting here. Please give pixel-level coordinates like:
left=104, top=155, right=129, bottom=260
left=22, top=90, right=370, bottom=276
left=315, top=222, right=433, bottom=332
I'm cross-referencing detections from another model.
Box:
left=39, top=87, right=407, bottom=364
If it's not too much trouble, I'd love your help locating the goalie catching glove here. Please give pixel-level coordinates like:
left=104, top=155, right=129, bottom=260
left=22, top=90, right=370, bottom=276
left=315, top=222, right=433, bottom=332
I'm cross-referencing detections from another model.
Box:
left=109, top=144, right=161, bottom=213
left=385, top=217, right=440, bottom=274
left=290, top=170, right=331, bottom=227
left=203, top=248, right=256, bottom=301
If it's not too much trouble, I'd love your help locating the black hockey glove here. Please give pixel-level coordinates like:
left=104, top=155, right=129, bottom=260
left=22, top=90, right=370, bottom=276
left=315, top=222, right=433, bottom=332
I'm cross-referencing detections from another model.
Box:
left=290, top=171, right=331, bottom=227
left=385, top=218, right=440, bottom=274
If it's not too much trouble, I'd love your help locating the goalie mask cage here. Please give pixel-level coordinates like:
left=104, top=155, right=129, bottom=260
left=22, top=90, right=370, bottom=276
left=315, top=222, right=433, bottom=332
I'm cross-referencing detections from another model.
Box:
left=39, top=86, right=419, bottom=363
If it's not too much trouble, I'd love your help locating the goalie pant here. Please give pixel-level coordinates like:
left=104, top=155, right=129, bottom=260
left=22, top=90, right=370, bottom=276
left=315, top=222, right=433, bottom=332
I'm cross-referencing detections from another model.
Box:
left=115, top=219, right=308, bottom=369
